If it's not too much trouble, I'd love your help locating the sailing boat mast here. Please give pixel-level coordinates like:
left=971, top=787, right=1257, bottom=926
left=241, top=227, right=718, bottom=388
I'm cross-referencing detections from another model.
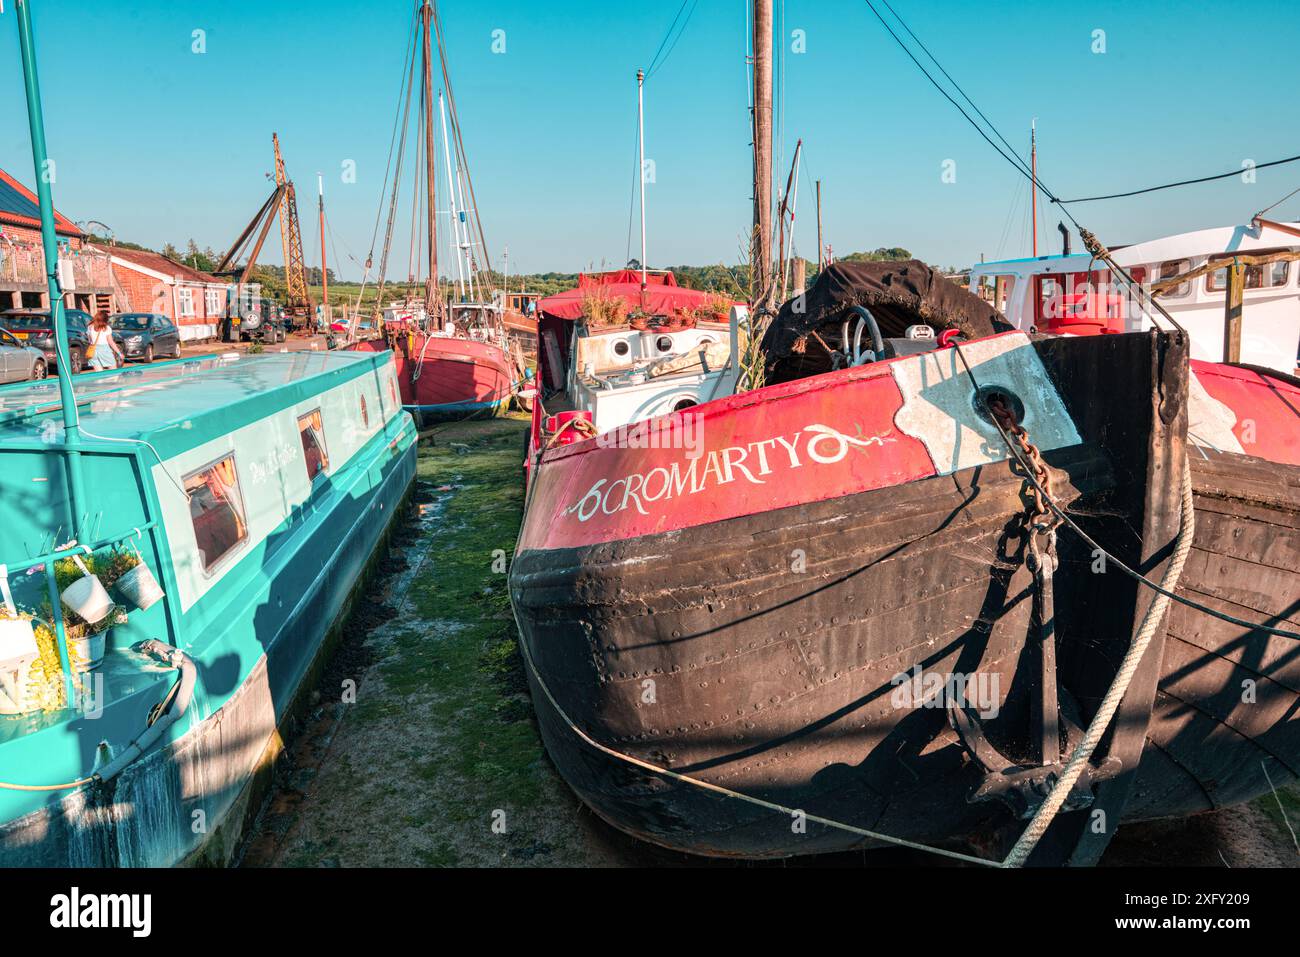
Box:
left=637, top=69, right=648, bottom=300
left=420, top=0, right=440, bottom=322
left=1030, top=119, right=1038, bottom=257
left=751, top=0, right=774, bottom=308
left=439, top=90, right=467, bottom=301
left=317, top=172, right=329, bottom=320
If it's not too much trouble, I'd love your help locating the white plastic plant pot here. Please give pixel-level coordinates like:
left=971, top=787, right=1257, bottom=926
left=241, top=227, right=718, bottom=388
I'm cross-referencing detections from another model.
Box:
left=0, top=624, right=40, bottom=715
left=60, top=555, right=112, bottom=625
left=115, top=562, right=164, bottom=611
left=68, top=632, right=106, bottom=673
left=0, top=569, right=40, bottom=714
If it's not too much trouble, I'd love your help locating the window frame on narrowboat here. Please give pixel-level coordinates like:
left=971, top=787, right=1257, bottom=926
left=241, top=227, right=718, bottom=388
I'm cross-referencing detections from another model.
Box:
left=297, top=407, right=331, bottom=483
left=182, top=450, right=251, bottom=578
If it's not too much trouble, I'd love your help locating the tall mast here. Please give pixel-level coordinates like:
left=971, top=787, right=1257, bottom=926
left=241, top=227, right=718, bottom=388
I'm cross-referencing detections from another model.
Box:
left=751, top=0, right=774, bottom=307
left=1030, top=119, right=1038, bottom=257
left=816, top=179, right=824, bottom=272
left=317, top=172, right=329, bottom=319
left=15, top=0, right=86, bottom=539
left=637, top=69, right=648, bottom=300
left=439, top=90, right=467, bottom=300
left=420, top=0, right=439, bottom=321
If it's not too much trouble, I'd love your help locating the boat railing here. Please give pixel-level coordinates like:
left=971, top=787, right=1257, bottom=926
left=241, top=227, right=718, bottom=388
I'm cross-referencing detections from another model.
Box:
left=5, top=520, right=160, bottom=697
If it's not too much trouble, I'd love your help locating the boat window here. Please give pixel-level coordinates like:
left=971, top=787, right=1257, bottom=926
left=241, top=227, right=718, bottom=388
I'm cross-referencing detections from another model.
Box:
left=672, top=397, right=697, bottom=411
left=655, top=335, right=674, bottom=353
left=1206, top=251, right=1292, bottom=292
left=184, top=454, right=248, bottom=573
left=360, top=393, right=370, bottom=428
left=298, top=409, right=330, bottom=481
left=612, top=339, right=630, bottom=358
left=1157, top=260, right=1190, bottom=298
left=1207, top=263, right=1264, bottom=292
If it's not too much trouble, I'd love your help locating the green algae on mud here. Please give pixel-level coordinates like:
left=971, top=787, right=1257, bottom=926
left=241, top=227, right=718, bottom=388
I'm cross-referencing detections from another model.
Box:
left=244, top=412, right=626, bottom=867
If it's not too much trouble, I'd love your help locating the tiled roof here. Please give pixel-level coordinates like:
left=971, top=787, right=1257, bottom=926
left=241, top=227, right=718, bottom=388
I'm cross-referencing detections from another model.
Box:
left=91, top=243, right=224, bottom=284
left=0, top=167, right=81, bottom=237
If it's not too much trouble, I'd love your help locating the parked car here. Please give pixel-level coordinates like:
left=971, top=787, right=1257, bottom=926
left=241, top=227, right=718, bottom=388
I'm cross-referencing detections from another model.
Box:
left=222, top=296, right=287, bottom=344
left=0, top=308, right=91, bottom=372
left=0, top=326, right=48, bottom=383
left=110, top=313, right=182, bottom=362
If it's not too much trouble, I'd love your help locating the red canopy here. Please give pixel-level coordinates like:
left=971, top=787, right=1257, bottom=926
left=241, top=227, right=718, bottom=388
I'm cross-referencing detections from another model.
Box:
left=539, top=270, right=722, bottom=321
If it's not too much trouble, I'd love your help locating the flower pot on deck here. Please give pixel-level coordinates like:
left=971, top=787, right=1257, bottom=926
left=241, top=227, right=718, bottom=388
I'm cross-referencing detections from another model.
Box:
left=68, top=632, right=106, bottom=673
left=60, top=556, right=112, bottom=625
left=115, top=562, right=164, bottom=611
left=0, top=620, right=39, bottom=715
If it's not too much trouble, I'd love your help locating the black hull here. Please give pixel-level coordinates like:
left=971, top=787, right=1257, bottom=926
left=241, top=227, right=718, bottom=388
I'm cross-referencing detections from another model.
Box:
left=1130, top=451, right=1300, bottom=819
left=512, top=332, right=1300, bottom=861
left=517, top=447, right=1114, bottom=857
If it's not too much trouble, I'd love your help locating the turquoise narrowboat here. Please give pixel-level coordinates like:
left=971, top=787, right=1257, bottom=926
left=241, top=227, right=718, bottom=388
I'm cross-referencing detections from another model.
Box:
left=0, top=350, right=416, bottom=866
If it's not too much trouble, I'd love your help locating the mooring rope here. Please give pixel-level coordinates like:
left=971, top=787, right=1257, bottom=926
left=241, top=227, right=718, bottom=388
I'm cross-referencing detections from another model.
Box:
left=508, top=604, right=999, bottom=867
left=1003, top=457, right=1194, bottom=866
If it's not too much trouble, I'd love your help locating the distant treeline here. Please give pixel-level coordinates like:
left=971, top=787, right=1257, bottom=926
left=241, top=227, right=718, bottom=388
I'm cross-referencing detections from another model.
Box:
left=97, top=237, right=923, bottom=303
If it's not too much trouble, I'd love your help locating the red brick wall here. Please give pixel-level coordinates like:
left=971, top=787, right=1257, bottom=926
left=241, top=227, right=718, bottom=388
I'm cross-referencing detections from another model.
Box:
left=112, top=263, right=172, bottom=317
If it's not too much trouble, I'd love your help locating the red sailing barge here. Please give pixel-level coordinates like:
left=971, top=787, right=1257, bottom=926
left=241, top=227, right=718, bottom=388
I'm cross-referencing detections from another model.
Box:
left=345, top=0, right=519, bottom=422
left=509, top=257, right=1300, bottom=864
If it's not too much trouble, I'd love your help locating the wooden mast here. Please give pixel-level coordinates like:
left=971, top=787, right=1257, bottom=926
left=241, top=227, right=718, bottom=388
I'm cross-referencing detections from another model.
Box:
left=1030, top=119, right=1038, bottom=257
left=815, top=179, right=824, bottom=272
left=751, top=0, right=773, bottom=307
left=421, top=0, right=440, bottom=323
left=317, top=172, right=329, bottom=321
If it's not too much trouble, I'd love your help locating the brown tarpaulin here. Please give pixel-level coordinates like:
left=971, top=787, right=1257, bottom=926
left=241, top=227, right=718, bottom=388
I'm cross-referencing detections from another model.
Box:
left=762, top=259, right=1013, bottom=381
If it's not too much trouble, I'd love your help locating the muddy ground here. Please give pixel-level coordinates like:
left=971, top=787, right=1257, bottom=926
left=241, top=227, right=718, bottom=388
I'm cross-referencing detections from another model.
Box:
left=239, top=415, right=1300, bottom=868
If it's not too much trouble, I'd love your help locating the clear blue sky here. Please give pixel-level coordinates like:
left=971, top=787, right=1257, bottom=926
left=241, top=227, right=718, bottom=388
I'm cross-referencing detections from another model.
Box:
left=3, top=1, right=1298, bottom=280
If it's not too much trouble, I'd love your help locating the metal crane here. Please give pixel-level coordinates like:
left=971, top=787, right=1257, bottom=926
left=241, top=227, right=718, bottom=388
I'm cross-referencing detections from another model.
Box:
left=214, top=133, right=314, bottom=330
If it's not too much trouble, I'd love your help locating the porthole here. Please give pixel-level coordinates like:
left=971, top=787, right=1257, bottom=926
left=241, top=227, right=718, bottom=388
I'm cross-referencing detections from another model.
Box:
left=612, top=340, right=631, bottom=358
left=672, top=397, right=697, bottom=411
left=656, top=335, right=674, bottom=353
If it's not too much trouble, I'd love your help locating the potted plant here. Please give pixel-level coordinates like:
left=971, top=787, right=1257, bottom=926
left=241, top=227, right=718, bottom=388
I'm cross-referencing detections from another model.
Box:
left=100, top=546, right=164, bottom=611
left=0, top=604, right=40, bottom=715
left=702, top=293, right=732, bottom=324
left=64, top=606, right=126, bottom=673
left=580, top=290, right=628, bottom=330
left=628, top=311, right=651, bottom=331
left=54, top=554, right=112, bottom=626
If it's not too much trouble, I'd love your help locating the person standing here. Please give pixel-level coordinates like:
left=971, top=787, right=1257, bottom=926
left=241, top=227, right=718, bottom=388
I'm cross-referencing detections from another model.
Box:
left=86, top=311, right=124, bottom=371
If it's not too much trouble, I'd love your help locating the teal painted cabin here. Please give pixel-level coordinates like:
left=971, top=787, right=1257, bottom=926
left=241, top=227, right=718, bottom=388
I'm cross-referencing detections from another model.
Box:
left=0, top=349, right=415, bottom=865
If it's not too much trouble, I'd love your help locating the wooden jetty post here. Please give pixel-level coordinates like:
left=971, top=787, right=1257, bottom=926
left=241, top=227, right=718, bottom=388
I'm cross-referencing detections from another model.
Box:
left=1223, top=258, right=1244, bottom=364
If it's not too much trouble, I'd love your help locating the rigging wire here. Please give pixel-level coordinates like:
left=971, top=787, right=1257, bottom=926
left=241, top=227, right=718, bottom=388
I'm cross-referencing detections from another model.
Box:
left=1255, top=182, right=1300, bottom=220
left=647, top=0, right=700, bottom=79
left=859, top=0, right=1187, bottom=336
left=626, top=115, right=640, bottom=265
left=1057, top=154, right=1300, bottom=205
left=645, top=0, right=696, bottom=78
left=877, top=0, right=1035, bottom=183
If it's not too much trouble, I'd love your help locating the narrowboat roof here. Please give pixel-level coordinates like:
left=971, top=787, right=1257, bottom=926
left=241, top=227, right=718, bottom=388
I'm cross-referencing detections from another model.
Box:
left=0, top=350, right=393, bottom=452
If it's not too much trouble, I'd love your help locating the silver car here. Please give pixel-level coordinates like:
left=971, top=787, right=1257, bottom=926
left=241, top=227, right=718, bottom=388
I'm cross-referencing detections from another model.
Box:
left=0, top=326, right=49, bottom=383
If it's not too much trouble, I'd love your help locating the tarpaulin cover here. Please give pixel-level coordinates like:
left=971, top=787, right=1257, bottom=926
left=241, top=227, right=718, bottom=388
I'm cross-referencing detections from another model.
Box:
left=762, top=259, right=1013, bottom=380
left=539, top=271, right=716, bottom=322
left=578, top=269, right=678, bottom=289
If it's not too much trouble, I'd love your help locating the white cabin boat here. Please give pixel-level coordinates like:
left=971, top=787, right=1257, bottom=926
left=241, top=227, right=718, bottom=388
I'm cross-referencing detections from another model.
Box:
left=970, top=221, right=1300, bottom=373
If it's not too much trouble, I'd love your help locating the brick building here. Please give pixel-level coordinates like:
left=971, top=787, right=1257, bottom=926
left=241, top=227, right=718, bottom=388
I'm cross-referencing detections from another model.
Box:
left=93, top=244, right=231, bottom=342
left=0, top=167, right=116, bottom=314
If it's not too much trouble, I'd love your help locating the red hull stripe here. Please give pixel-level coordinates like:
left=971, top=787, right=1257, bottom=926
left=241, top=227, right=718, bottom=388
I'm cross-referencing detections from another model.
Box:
left=350, top=336, right=515, bottom=408
left=523, top=332, right=1080, bottom=551
left=1189, top=360, right=1300, bottom=466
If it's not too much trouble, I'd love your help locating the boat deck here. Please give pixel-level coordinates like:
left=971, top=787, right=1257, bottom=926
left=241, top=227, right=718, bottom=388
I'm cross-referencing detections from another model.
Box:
left=0, top=351, right=392, bottom=447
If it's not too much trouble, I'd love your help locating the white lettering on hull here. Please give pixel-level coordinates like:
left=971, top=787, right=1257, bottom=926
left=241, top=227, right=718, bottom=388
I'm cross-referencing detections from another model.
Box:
left=566, top=424, right=886, bottom=523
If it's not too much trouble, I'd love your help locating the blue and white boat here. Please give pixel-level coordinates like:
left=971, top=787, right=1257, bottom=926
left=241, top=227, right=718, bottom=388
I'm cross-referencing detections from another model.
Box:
left=0, top=351, right=416, bottom=865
